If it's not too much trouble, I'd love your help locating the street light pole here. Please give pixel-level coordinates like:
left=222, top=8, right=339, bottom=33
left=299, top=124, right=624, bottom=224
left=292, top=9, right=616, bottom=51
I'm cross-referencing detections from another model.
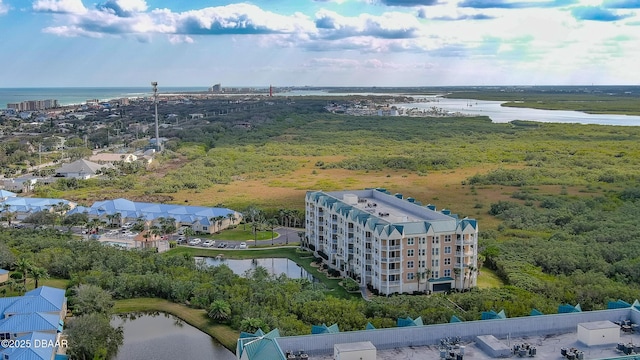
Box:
left=151, top=82, right=160, bottom=152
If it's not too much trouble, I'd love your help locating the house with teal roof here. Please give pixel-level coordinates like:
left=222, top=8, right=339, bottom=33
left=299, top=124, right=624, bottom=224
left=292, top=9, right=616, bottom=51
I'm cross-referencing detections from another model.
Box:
left=236, top=329, right=286, bottom=360
left=305, top=189, right=478, bottom=295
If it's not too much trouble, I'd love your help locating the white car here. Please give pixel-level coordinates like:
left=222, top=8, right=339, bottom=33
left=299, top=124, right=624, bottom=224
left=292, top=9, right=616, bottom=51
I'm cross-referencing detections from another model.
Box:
left=239, top=242, right=247, bottom=249
left=188, top=238, right=201, bottom=246
left=202, top=240, right=215, bottom=247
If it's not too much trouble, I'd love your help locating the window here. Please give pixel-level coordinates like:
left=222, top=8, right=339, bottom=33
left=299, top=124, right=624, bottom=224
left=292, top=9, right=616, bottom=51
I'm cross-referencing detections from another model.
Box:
left=444, top=269, right=451, bottom=277
left=407, top=273, right=415, bottom=280
left=444, top=235, right=452, bottom=242
left=432, top=271, right=439, bottom=278
left=432, top=248, right=439, bottom=256
left=444, top=246, right=451, bottom=254
left=432, top=236, right=439, bottom=244
left=407, top=238, right=415, bottom=245
left=389, top=275, right=397, bottom=281
left=420, top=237, right=426, bottom=244
left=420, top=249, right=426, bottom=256
left=420, top=260, right=426, bottom=268
left=407, top=261, right=414, bottom=269
left=431, top=259, right=439, bottom=267
left=203, top=226, right=208, bottom=231
left=407, top=249, right=414, bottom=257
left=444, top=258, right=451, bottom=265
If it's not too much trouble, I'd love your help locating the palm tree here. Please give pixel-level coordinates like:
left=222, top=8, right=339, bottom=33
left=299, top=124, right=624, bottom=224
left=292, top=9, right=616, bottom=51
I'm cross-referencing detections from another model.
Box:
left=226, top=213, right=236, bottom=227
left=106, top=213, right=117, bottom=228
left=1, top=203, right=16, bottom=227
left=112, top=212, right=122, bottom=228
left=251, top=221, right=260, bottom=247
left=30, top=266, right=49, bottom=288
left=86, top=218, right=101, bottom=238
left=453, top=267, right=461, bottom=291
left=208, top=300, right=231, bottom=322
left=15, top=258, right=31, bottom=288
left=466, top=265, right=477, bottom=290
left=418, top=268, right=432, bottom=294
left=267, top=218, right=278, bottom=246
left=156, top=217, right=175, bottom=239
left=183, top=226, right=195, bottom=241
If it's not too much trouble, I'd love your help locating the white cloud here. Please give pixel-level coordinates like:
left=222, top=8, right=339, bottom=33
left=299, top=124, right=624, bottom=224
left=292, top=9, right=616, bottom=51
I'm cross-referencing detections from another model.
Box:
left=168, top=34, right=194, bottom=44
left=0, top=0, right=8, bottom=15
left=314, top=9, right=423, bottom=39
left=33, top=0, right=87, bottom=14
left=113, top=0, right=147, bottom=13
left=43, top=25, right=103, bottom=37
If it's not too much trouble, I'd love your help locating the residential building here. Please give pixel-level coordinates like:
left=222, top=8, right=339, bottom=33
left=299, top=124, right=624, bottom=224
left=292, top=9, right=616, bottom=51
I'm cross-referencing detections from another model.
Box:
left=54, top=159, right=113, bottom=179
left=0, top=286, right=67, bottom=360
left=0, top=197, right=75, bottom=221
left=238, top=302, right=640, bottom=360
left=68, top=198, right=242, bottom=234
left=3, top=177, right=39, bottom=193
left=305, top=189, right=478, bottom=295
left=88, top=153, right=137, bottom=164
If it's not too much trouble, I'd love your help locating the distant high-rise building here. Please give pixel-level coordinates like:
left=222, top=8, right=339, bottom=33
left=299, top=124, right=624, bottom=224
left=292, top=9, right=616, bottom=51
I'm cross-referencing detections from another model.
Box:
left=209, top=83, right=222, bottom=92
left=6, top=99, right=58, bottom=111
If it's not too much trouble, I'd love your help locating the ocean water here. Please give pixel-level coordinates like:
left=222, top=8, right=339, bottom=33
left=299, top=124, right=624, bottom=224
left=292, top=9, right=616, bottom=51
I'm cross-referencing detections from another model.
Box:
left=0, top=87, right=208, bottom=108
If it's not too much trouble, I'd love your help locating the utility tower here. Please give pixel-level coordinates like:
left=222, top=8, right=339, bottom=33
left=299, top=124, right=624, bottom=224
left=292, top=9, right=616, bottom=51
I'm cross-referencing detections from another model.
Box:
left=151, top=81, right=160, bottom=152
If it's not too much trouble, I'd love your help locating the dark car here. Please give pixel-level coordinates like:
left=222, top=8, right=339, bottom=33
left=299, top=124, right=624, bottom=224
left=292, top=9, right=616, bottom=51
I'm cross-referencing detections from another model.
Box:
left=217, top=242, right=227, bottom=248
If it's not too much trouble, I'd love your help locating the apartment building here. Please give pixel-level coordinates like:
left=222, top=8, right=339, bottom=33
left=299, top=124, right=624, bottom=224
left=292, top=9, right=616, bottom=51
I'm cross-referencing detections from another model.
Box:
left=305, top=189, right=478, bottom=295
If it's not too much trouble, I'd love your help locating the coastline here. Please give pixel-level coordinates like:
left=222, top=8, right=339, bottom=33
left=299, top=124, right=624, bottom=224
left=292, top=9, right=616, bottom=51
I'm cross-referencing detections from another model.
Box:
left=0, top=86, right=208, bottom=108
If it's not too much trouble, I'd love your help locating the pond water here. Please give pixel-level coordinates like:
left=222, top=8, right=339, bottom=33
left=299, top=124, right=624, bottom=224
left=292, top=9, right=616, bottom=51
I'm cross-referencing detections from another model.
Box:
left=200, top=257, right=315, bottom=280
left=394, top=97, right=640, bottom=126
left=112, top=313, right=236, bottom=360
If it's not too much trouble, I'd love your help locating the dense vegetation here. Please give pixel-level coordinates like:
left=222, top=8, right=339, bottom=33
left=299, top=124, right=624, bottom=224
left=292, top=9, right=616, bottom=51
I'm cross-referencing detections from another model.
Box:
left=5, top=93, right=640, bottom=350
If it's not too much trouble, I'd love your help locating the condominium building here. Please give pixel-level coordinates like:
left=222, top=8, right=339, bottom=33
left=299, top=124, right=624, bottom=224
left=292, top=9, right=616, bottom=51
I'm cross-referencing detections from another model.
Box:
left=305, top=189, right=478, bottom=295
left=7, top=99, right=59, bottom=111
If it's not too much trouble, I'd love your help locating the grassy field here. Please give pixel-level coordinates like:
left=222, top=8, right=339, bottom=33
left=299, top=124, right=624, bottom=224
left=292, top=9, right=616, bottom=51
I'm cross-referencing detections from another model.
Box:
left=113, top=298, right=239, bottom=351
left=196, top=227, right=275, bottom=241
left=476, top=267, right=504, bottom=289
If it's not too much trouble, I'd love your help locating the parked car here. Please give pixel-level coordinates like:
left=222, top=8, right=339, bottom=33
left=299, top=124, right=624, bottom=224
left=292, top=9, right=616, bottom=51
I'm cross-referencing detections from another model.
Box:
left=188, top=238, right=201, bottom=246
left=239, top=242, right=247, bottom=249
left=217, top=242, right=227, bottom=248
left=177, top=236, right=186, bottom=244
left=202, top=240, right=215, bottom=247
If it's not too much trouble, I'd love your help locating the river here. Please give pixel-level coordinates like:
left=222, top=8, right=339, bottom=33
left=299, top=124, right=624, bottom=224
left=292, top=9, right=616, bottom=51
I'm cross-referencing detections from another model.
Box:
left=395, top=97, right=640, bottom=126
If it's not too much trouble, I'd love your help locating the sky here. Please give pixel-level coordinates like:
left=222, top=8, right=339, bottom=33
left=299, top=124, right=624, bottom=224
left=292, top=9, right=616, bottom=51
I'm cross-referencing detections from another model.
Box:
left=0, top=0, right=639, bottom=87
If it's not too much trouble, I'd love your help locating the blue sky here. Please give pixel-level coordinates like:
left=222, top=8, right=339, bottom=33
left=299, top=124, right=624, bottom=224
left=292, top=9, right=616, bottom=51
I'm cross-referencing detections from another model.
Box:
left=1, top=0, right=639, bottom=87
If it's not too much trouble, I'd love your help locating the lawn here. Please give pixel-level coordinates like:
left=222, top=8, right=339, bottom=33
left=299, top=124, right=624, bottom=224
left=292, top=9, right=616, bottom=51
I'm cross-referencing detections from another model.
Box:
left=476, top=267, right=504, bottom=289
left=207, top=227, right=274, bottom=241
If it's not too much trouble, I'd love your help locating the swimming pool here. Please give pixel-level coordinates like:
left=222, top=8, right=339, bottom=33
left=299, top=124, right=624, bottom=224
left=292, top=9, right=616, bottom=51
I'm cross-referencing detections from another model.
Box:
left=103, top=241, right=131, bottom=249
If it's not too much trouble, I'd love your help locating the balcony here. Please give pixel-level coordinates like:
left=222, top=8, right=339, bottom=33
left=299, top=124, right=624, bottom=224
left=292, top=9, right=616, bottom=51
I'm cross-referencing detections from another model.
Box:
left=380, top=257, right=401, bottom=263
left=456, top=238, right=475, bottom=245
left=384, top=245, right=401, bottom=251
left=455, top=251, right=474, bottom=257
left=381, top=268, right=402, bottom=275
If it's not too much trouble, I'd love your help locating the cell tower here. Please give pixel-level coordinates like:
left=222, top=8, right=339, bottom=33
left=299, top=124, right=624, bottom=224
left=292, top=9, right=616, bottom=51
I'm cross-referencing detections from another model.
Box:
left=151, top=81, right=160, bottom=152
